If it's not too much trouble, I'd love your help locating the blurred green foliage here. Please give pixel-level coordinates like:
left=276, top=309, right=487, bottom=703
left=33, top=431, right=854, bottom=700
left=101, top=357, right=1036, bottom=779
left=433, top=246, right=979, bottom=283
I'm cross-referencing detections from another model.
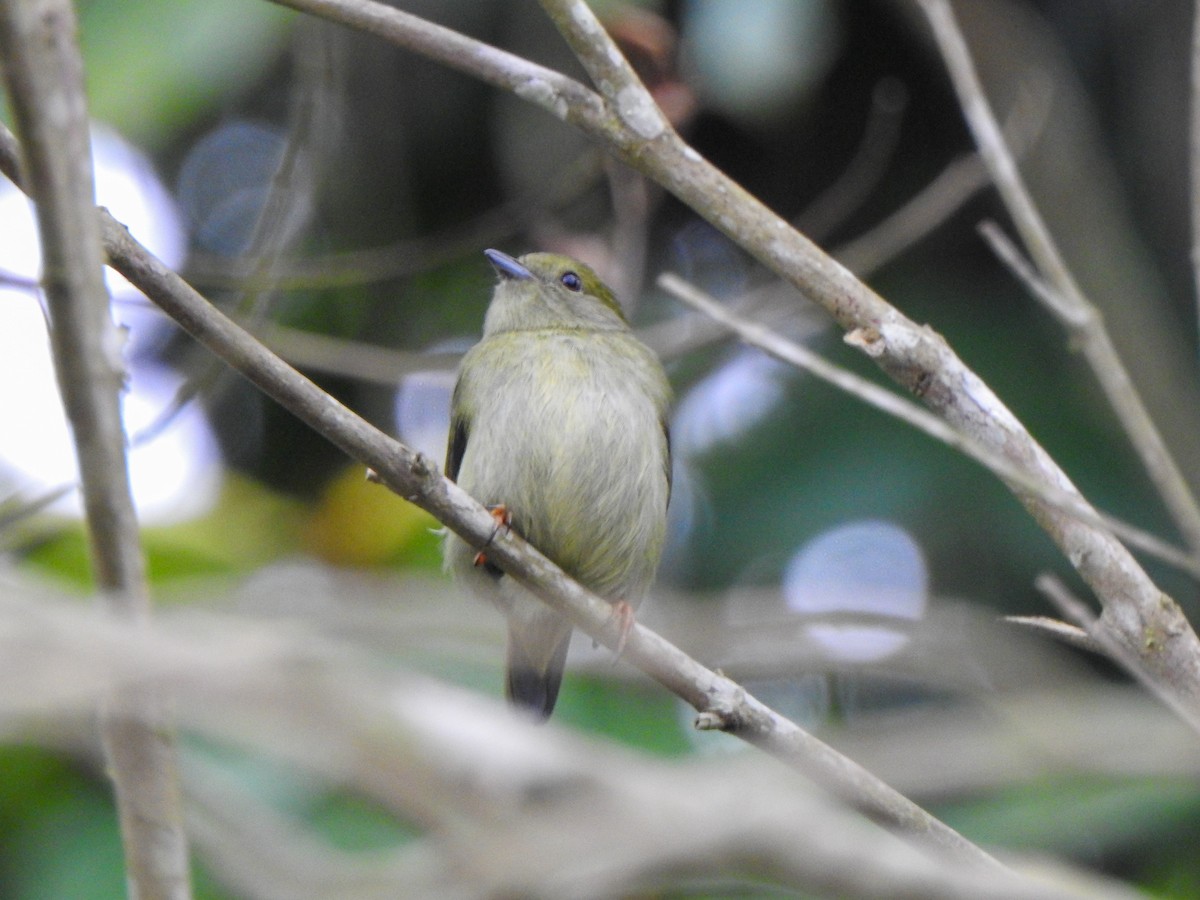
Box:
left=78, top=0, right=293, bottom=150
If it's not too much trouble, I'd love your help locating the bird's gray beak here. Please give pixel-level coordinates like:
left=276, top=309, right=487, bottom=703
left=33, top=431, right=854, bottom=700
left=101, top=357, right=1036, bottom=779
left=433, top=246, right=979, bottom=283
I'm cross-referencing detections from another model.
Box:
left=484, top=248, right=534, bottom=281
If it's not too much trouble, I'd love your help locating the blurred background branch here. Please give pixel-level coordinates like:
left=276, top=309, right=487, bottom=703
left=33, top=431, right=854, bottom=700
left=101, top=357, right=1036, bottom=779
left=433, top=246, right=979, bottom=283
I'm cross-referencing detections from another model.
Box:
left=0, top=1, right=191, bottom=897
left=0, top=569, right=1157, bottom=899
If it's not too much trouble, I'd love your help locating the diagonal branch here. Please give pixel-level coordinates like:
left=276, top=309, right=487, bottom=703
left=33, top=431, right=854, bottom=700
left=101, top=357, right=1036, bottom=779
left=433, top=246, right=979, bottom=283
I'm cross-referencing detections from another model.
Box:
left=268, top=0, right=608, bottom=128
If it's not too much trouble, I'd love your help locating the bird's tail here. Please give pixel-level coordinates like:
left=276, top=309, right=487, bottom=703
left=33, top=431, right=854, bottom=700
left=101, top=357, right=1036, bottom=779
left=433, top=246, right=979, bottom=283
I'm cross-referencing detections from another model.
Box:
left=505, top=618, right=572, bottom=721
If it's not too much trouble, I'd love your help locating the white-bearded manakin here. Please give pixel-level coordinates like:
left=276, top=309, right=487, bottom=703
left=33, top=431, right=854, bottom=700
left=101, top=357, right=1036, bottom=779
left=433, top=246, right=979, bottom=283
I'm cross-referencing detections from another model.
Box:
left=443, top=249, right=672, bottom=720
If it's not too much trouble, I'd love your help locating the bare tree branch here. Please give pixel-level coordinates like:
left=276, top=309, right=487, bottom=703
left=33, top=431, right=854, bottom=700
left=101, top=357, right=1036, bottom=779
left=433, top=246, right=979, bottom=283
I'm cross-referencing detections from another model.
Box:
left=0, top=1, right=191, bottom=897
left=1006, top=615, right=1098, bottom=655
left=977, top=221, right=1082, bottom=326
left=268, top=0, right=608, bottom=129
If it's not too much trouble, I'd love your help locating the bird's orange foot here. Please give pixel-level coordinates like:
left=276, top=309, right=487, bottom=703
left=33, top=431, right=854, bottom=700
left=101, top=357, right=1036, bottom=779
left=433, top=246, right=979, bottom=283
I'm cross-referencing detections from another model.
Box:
left=473, top=504, right=512, bottom=567
left=608, top=600, right=636, bottom=657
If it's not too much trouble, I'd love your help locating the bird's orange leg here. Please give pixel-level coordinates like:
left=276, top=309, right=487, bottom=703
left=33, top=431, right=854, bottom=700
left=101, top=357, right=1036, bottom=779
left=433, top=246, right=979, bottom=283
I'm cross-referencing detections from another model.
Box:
left=473, top=504, right=512, bottom=567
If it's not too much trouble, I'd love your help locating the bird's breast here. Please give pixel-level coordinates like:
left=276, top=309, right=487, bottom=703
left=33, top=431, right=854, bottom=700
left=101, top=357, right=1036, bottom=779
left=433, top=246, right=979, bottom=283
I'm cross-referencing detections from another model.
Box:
left=456, top=331, right=670, bottom=597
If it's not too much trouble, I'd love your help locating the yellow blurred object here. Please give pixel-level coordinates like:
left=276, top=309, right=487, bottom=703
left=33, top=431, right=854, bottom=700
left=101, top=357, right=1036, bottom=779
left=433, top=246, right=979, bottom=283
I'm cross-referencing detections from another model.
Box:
left=304, top=464, right=439, bottom=566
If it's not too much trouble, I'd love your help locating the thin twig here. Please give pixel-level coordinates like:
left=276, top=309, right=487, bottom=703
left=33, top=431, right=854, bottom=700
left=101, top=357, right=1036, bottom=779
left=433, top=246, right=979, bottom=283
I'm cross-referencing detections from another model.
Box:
left=139, top=20, right=332, bottom=447
left=977, top=221, right=1081, bottom=326
left=0, top=1, right=191, bottom=897
left=1005, top=615, right=1097, bottom=654
left=835, top=77, right=1051, bottom=276
left=917, top=0, right=1200, bottom=558
left=1032, top=574, right=1200, bottom=736
left=798, top=77, right=909, bottom=241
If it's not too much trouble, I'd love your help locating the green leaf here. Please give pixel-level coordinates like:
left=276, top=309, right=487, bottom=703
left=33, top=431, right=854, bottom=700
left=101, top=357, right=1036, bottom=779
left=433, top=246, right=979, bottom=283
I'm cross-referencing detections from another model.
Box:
left=79, top=0, right=294, bottom=149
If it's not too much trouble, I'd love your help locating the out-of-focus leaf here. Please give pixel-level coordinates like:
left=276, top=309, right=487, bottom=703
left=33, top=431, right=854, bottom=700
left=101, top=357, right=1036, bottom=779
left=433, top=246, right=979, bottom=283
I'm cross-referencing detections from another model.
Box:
left=556, top=674, right=692, bottom=756
left=145, top=474, right=307, bottom=576
left=22, top=474, right=306, bottom=587
left=303, top=463, right=441, bottom=568
left=0, top=748, right=124, bottom=900
left=78, top=0, right=294, bottom=148
left=305, top=793, right=416, bottom=852
left=938, top=777, right=1200, bottom=857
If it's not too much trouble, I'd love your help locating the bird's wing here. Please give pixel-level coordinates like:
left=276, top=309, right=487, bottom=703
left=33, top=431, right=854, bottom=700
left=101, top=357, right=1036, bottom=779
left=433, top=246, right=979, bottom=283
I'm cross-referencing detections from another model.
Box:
left=445, top=396, right=469, bottom=483
left=661, top=417, right=672, bottom=504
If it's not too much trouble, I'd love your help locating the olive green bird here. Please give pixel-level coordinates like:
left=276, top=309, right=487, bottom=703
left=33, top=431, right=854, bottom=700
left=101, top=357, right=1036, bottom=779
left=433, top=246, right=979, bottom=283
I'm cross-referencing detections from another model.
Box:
left=444, top=249, right=672, bottom=720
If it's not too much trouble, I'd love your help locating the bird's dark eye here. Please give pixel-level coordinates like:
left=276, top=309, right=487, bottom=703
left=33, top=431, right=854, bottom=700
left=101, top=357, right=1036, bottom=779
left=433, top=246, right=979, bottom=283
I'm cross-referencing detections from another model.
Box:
left=560, top=271, right=583, bottom=292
